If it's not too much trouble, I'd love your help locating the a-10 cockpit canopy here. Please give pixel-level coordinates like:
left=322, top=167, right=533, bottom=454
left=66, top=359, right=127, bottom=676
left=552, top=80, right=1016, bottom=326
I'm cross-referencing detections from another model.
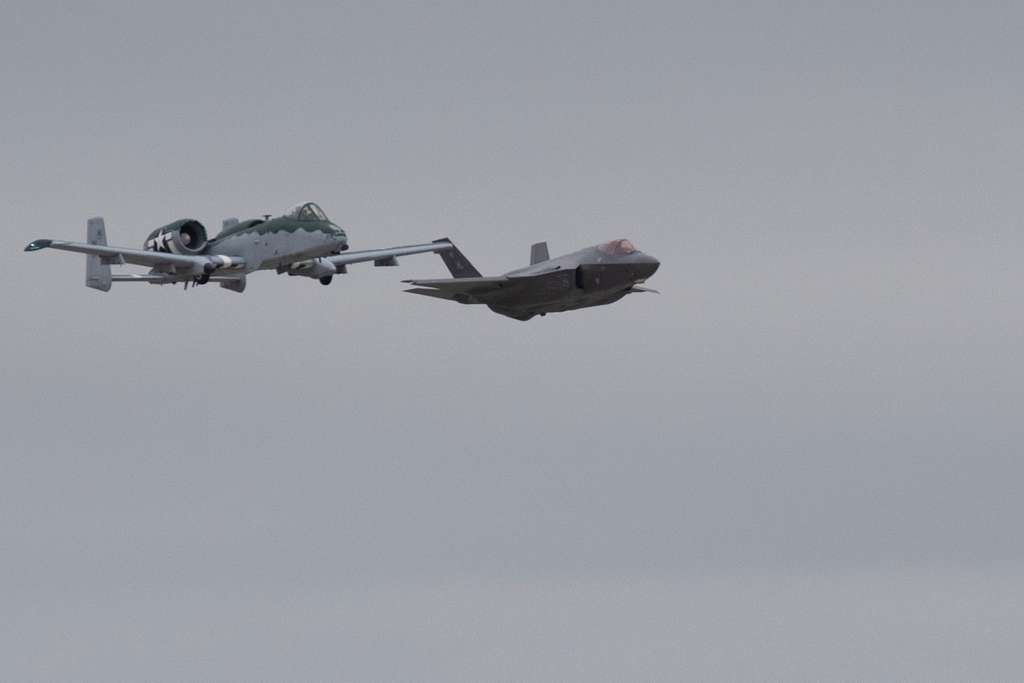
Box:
left=597, top=239, right=638, bottom=256
left=284, top=202, right=329, bottom=222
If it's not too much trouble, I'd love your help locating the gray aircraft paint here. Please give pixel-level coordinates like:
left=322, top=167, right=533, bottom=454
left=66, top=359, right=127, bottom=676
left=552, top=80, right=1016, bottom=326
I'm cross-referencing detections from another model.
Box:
left=404, top=239, right=660, bottom=320
left=208, top=218, right=340, bottom=271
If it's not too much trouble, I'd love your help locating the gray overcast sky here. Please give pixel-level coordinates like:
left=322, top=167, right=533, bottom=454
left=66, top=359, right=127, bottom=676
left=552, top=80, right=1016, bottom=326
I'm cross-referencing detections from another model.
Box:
left=2, top=1, right=1024, bottom=680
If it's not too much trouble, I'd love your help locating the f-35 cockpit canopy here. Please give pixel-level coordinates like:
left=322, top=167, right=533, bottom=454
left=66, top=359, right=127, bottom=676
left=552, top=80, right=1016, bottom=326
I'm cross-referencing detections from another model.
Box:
left=284, top=202, right=330, bottom=222
left=597, top=239, right=638, bottom=256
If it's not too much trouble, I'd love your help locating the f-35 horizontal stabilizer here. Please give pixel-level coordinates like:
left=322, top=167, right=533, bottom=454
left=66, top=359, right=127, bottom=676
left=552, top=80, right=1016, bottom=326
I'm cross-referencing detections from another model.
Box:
left=85, top=217, right=112, bottom=292
left=530, top=241, right=549, bottom=265
left=402, top=276, right=509, bottom=293
left=403, top=276, right=511, bottom=304
left=404, top=287, right=468, bottom=302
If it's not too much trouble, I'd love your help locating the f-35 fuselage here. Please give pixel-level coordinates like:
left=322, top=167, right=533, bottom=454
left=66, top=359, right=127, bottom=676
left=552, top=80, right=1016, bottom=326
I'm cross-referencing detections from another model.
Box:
left=404, top=238, right=660, bottom=321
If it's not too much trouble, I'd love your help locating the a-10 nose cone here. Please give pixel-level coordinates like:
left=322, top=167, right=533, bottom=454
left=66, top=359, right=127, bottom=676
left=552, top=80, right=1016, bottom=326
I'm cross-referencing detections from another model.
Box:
left=331, top=225, right=349, bottom=250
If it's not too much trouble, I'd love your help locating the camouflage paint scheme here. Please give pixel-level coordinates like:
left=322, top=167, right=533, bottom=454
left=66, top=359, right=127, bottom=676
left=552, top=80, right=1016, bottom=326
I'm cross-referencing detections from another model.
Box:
left=404, top=239, right=660, bottom=321
left=24, top=202, right=452, bottom=293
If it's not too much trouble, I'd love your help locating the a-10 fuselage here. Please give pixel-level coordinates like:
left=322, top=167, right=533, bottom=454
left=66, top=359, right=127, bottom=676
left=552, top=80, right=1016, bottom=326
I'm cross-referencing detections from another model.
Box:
left=144, top=202, right=348, bottom=272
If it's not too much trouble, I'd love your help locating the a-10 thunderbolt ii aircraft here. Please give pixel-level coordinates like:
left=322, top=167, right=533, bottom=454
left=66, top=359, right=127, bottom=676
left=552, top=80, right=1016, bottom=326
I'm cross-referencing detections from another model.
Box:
left=24, top=201, right=452, bottom=293
left=403, top=238, right=660, bottom=320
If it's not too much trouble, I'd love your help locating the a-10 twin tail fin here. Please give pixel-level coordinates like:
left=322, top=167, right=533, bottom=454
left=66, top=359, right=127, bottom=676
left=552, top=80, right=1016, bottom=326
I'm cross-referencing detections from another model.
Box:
left=85, top=217, right=112, bottom=292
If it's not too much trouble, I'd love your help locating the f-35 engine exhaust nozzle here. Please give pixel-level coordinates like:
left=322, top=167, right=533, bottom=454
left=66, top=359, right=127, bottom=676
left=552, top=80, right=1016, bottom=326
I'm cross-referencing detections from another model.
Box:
left=144, top=219, right=209, bottom=255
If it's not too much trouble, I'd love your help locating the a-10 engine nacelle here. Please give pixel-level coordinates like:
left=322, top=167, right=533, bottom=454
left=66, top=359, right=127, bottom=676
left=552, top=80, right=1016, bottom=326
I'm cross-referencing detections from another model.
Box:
left=144, top=219, right=209, bottom=255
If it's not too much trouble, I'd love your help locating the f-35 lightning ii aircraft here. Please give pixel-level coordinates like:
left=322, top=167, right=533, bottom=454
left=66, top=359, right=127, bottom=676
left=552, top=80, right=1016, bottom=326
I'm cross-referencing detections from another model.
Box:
left=24, top=201, right=452, bottom=293
left=404, top=238, right=660, bottom=321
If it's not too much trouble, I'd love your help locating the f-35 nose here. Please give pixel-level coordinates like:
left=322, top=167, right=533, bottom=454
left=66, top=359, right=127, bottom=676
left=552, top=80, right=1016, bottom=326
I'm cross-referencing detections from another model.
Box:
left=634, top=253, right=660, bottom=280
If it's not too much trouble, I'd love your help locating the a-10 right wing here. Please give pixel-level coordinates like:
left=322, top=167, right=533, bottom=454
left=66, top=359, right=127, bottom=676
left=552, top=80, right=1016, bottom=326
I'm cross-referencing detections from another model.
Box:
left=284, top=239, right=456, bottom=280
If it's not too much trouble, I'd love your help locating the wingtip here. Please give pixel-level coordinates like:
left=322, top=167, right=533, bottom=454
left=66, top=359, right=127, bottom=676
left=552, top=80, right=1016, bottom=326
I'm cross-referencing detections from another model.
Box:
left=24, top=239, right=53, bottom=252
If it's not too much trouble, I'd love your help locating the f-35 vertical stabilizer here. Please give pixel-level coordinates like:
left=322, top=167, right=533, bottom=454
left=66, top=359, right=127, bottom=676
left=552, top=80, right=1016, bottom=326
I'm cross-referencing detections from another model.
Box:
left=530, top=241, right=549, bottom=265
